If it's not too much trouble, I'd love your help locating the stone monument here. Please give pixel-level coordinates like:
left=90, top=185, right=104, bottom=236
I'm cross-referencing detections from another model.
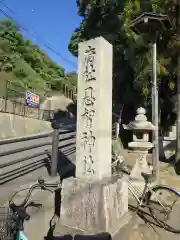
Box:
left=59, top=37, right=130, bottom=235
left=75, top=37, right=112, bottom=180
left=123, top=107, right=156, bottom=182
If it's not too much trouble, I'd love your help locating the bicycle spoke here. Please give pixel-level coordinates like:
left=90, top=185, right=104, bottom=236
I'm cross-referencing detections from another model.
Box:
left=149, top=186, right=180, bottom=233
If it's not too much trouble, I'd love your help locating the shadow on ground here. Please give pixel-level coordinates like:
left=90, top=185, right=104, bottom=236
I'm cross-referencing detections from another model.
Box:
left=129, top=204, right=162, bottom=228
left=44, top=145, right=76, bottom=239
left=45, top=187, right=62, bottom=239
left=158, top=153, right=180, bottom=176
left=45, top=143, right=76, bottom=180
left=129, top=204, right=177, bottom=234
left=0, top=156, right=49, bottom=185
left=0, top=140, right=76, bottom=186
left=57, top=147, right=76, bottom=180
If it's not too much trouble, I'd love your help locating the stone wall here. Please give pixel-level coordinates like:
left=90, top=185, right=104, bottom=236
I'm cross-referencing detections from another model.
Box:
left=0, top=112, right=52, bottom=138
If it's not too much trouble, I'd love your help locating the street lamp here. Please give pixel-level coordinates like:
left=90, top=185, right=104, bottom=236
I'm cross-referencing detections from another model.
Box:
left=129, top=12, right=172, bottom=179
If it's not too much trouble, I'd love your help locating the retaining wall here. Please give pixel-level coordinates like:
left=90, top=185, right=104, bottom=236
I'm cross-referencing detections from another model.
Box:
left=0, top=112, right=52, bottom=138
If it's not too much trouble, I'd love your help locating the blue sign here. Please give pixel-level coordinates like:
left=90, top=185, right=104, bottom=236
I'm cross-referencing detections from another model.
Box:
left=25, top=91, right=40, bottom=108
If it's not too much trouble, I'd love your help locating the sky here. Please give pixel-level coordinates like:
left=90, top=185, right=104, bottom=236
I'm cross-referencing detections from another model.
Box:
left=0, top=0, right=82, bottom=72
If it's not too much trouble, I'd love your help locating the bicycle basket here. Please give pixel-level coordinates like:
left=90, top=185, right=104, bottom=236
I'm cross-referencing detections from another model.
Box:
left=0, top=207, right=13, bottom=240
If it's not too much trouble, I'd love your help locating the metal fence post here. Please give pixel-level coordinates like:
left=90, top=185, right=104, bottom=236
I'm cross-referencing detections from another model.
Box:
left=51, top=120, right=60, bottom=177
left=4, top=80, right=8, bottom=112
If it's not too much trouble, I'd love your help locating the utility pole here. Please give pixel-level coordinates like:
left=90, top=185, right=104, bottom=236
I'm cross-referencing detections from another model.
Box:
left=152, top=41, right=159, bottom=178
left=176, top=58, right=180, bottom=163
left=129, top=12, right=172, bottom=180
left=175, top=0, right=180, bottom=164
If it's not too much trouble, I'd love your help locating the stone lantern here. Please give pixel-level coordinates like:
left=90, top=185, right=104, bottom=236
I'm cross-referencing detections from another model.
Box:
left=129, top=12, right=172, bottom=38
left=123, top=107, right=156, bottom=181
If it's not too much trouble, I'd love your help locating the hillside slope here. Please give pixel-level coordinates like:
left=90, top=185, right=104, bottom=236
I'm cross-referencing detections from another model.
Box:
left=0, top=18, right=77, bottom=100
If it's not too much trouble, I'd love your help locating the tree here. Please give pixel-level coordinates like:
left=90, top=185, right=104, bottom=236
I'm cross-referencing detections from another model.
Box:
left=0, top=18, right=77, bottom=99
left=69, top=0, right=179, bottom=130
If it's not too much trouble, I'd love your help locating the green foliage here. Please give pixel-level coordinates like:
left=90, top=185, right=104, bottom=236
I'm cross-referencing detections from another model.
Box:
left=14, top=68, right=27, bottom=79
left=69, top=0, right=179, bottom=130
left=0, top=18, right=77, bottom=99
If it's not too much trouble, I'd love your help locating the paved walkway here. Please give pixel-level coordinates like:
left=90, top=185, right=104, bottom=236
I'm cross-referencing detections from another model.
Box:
left=1, top=135, right=180, bottom=239
left=4, top=163, right=180, bottom=240
left=23, top=196, right=180, bottom=239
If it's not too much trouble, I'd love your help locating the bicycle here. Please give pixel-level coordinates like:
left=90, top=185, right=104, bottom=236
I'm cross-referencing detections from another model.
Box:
left=118, top=163, right=180, bottom=233
left=2, top=178, right=61, bottom=240
left=1, top=178, right=112, bottom=240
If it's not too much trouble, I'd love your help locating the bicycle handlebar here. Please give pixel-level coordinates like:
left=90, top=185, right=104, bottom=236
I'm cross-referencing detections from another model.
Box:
left=9, top=178, right=61, bottom=208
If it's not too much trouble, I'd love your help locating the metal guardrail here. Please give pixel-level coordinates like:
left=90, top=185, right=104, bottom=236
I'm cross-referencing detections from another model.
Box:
left=0, top=131, right=52, bottom=145
left=0, top=111, right=121, bottom=186
left=0, top=127, right=76, bottom=185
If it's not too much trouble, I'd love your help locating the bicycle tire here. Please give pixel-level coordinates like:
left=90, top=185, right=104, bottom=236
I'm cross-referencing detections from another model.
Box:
left=148, top=185, right=180, bottom=233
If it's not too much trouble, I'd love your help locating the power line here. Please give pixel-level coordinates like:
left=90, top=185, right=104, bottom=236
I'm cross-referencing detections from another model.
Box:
left=0, top=1, right=76, bottom=68
left=0, top=0, right=15, bottom=14
left=0, top=2, right=77, bottom=70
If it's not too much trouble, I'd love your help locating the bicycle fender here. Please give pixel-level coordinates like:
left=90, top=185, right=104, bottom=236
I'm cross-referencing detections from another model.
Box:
left=151, top=184, right=180, bottom=196
left=16, top=231, right=29, bottom=240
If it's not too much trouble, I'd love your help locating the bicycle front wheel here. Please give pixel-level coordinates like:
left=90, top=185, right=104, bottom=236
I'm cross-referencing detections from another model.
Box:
left=149, top=185, right=180, bottom=233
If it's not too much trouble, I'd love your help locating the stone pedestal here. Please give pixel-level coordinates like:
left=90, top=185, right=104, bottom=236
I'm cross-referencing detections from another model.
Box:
left=60, top=176, right=130, bottom=235
left=130, top=151, right=152, bottom=181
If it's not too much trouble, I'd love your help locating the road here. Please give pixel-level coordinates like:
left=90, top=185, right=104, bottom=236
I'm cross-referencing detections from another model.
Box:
left=0, top=118, right=76, bottom=204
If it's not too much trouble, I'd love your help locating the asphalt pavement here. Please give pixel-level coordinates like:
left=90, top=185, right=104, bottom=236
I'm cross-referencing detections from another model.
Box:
left=0, top=118, right=76, bottom=205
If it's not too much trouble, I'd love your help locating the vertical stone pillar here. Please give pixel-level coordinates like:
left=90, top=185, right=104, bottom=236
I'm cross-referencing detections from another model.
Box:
left=60, top=37, right=130, bottom=234
left=76, top=37, right=112, bottom=180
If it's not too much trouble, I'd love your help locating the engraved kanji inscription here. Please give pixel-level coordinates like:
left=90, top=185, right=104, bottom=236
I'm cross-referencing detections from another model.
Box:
left=81, top=130, right=96, bottom=152
left=81, top=108, right=95, bottom=128
left=83, top=86, right=96, bottom=106
left=83, top=155, right=95, bottom=174
left=83, top=45, right=96, bottom=82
